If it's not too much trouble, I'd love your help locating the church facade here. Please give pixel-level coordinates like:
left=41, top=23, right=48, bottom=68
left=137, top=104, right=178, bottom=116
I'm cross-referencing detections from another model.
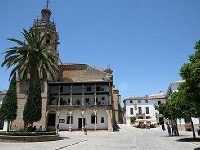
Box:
left=11, top=5, right=116, bottom=131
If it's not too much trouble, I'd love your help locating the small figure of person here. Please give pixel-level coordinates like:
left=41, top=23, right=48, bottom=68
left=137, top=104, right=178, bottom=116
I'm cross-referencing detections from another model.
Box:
left=166, top=123, right=171, bottom=136
left=162, top=124, right=165, bottom=130
left=171, top=124, right=175, bottom=136
left=56, top=123, right=59, bottom=134
left=197, top=126, right=200, bottom=135
left=27, top=124, right=32, bottom=132
left=32, top=126, right=36, bottom=132
left=84, top=124, right=87, bottom=135
left=174, top=123, right=179, bottom=136
left=37, top=126, right=42, bottom=132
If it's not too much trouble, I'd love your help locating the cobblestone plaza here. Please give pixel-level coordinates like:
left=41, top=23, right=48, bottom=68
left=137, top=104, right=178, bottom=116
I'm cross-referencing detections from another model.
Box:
left=0, top=125, right=200, bottom=150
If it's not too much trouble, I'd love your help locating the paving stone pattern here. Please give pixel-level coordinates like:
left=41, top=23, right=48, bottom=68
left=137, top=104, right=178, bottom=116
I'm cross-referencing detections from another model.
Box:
left=0, top=124, right=200, bottom=150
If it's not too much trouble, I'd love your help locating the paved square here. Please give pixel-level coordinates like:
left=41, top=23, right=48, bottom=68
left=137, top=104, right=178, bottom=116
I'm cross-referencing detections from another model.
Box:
left=0, top=125, right=200, bottom=150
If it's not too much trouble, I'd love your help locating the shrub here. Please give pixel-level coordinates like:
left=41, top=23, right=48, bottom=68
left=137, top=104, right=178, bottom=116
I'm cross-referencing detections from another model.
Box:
left=130, top=116, right=137, bottom=124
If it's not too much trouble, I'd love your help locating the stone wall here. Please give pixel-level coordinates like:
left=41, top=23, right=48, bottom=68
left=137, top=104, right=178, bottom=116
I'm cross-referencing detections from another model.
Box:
left=11, top=81, right=48, bottom=131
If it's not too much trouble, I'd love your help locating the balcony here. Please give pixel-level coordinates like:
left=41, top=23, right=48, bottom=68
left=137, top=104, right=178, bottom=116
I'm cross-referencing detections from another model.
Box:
left=47, top=99, right=110, bottom=106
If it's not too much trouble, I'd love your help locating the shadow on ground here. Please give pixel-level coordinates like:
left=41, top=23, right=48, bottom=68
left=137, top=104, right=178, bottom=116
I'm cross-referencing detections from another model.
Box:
left=160, top=135, right=188, bottom=138
left=176, top=138, right=200, bottom=142
left=59, top=137, right=71, bottom=140
left=194, top=148, right=200, bottom=150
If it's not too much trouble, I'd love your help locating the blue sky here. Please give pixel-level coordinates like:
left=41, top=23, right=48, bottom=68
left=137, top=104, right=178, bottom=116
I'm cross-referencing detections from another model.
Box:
left=0, top=0, right=200, bottom=100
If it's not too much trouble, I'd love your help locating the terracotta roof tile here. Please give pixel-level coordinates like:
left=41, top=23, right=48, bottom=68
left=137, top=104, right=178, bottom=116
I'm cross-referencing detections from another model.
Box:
left=60, top=64, right=113, bottom=83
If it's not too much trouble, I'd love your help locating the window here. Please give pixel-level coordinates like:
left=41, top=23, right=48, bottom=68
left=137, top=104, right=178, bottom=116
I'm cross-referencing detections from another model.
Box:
left=60, top=86, right=63, bottom=92
left=68, top=99, right=70, bottom=104
left=158, top=101, right=161, bottom=105
left=91, top=115, right=95, bottom=124
left=46, top=34, right=51, bottom=44
left=146, top=107, right=149, bottom=114
left=85, top=98, right=89, bottom=103
left=101, top=117, right=104, bottom=123
left=60, top=98, right=64, bottom=105
left=87, top=87, right=91, bottom=91
left=67, top=116, right=73, bottom=124
left=76, top=100, right=80, bottom=105
left=67, top=116, right=70, bottom=124
left=130, top=100, right=133, bottom=103
left=130, top=108, right=133, bottom=114
left=145, top=100, right=148, bottom=103
left=96, top=86, right=101, bottom=91
left=59, top=119, right=65, bottom=123
left=138, top=100, right=141, bottom=103
left=102, top=97, right=105, bottom=100
left=138, top=107, right=142, bottom=114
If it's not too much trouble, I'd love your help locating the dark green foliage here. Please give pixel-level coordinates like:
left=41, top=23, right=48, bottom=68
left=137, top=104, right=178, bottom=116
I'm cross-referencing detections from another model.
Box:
left=23, top=80, right=43, bottom=125
left=1, top=29, right=61, bottom=126
left=0, top=75, right=17, bottom=123
left=33, top=80, right=42, bottom=122
left=130, top=116, right=136, bottom=123
left=174, top=40, right=200, bottom=139
left=180, top=40, right=200, bottom=103
left=23, top=96, right=34, bottom=125
left=23, top=80, right=42, bottom=124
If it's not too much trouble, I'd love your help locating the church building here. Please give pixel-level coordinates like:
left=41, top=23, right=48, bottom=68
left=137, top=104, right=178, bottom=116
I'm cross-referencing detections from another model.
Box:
left=11, top=3, right=117, bottom=131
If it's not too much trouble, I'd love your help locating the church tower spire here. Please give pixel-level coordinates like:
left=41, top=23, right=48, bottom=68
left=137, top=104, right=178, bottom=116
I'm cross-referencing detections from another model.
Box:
left=32, top=0, right=59, bottom=56
left=46, top=0, right=50, bottom=9
left=41, top=0, right=51, bottom=21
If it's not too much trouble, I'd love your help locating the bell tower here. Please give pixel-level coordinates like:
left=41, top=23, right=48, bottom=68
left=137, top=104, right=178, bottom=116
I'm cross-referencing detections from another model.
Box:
left=31, top=0, right=59, bottom=56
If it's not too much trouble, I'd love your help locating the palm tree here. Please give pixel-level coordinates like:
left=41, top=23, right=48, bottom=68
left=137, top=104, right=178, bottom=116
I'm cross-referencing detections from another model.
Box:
left=1, top=29, right=60, bottom=126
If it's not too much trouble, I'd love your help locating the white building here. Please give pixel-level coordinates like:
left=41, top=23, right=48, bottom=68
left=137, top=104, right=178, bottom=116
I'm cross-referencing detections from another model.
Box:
left=46, top=64, right=114, bottom=131
left=124, top=92, right=166, bottom=126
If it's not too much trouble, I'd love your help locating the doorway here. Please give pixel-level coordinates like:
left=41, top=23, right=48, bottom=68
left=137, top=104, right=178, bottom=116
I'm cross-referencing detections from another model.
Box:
left=47, top=113, right=56, bottom=126
left=78, top=118, right=86, bottom=129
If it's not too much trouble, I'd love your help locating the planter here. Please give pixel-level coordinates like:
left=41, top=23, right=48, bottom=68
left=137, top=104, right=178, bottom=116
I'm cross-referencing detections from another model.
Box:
left=0, top=134, right=59, bottom=142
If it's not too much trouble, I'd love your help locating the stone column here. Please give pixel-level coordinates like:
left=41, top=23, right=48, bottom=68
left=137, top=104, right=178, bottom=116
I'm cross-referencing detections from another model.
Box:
left=56, top=111, right=60, bottom=133
left=82, top=85, right=84, bottom=105
left=106, top=110, right=113, bottom=132
left=70, top=85, right=73, bottom=106
left=94, top=84, right=97, bottom=105
left=45, top=111, right=49, bottom=131
left=69, top=111, right=72, bottom=132
left=94, top=110, right=97, bottom=131
left=108, top=83, right=112, bottom=105
left=81, top=111, right=85, bottom=130
left=58, top=85, right=61, bottom=106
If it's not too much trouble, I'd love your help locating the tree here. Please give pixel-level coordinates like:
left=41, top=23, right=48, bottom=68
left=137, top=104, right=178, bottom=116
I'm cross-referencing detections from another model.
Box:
left=156, top=87, right=189, bottom=136
left=0, top=74, right=17, bottom=131
left=1, top=29, right=60, bottom=127
left=180, top=41, right=200, bottom=139
left=23, top=79, right=42, bottom=123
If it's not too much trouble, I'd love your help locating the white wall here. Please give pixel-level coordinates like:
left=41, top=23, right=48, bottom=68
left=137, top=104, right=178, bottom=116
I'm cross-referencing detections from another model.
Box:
left=177, top=118, right=199, bottom=125
left=125, top=98, right=165, bottom=125
left=59, top=109, right=108, bottom=130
